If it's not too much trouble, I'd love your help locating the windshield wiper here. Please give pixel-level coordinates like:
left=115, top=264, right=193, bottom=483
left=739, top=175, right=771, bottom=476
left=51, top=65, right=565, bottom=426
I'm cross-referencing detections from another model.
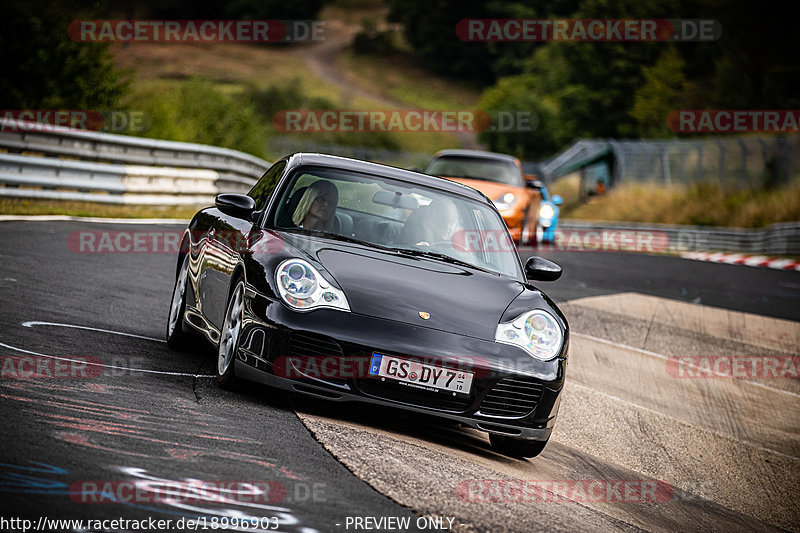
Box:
left=282, top=228, right=493, bottom=271
left=392, top=247, right=493, bottom=273
left=282, top=227, right=395, bottom=252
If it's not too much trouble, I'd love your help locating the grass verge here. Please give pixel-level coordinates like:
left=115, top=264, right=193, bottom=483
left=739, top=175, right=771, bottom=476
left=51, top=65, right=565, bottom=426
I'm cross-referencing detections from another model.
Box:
left=0, top=198, right=200, bottom=219
left=562, top=181, right=800, bottom=228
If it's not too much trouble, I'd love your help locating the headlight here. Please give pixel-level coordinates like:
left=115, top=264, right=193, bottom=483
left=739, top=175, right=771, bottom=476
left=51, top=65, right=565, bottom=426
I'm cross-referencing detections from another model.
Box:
left=493, top=192, right=517, bottom=211
left=539, top=204, right=555, bottom=220
left=276, top=259, right=350, bottom=312
left=495, top=310, right=563, bottom=361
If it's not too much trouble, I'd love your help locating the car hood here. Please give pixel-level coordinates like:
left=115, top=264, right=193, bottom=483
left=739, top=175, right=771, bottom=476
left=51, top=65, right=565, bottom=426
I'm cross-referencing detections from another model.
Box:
left=442, top=177, right=526, bottom=202
left=319, top=248, right=522, bottom=340
left=274, top=235, right=524, bottom=340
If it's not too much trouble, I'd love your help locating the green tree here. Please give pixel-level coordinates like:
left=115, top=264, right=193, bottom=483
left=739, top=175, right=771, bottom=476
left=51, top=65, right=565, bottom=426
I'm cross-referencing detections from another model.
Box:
left=706, top=0, right=800, bottom=109
left=129, top=79, right=269, bottom=158
left=630, top=47, right=689, bottom=137
left=149, top=0, right=329, bottom=20
left=0, top=0, right=129, bottom=109
left=387, top=0, right=546, bottom=86
left=478, top=74, right=564, bottom=159
left=473, top=0, right=741, bottom=154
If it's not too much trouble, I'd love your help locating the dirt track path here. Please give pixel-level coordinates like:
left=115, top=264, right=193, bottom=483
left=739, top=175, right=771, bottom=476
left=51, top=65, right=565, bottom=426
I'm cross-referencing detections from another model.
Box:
left=291, top=19, right=483, bottom=151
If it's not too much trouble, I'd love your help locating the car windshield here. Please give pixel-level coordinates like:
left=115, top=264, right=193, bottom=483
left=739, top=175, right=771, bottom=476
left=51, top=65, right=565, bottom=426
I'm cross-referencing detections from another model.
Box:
left=425, top=156, right=522, bottom=187
left=269, top=166, right=521, bottom=278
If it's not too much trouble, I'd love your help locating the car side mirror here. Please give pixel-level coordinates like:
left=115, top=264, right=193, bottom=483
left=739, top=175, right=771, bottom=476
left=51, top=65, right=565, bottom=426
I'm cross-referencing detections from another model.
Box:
left=215, top=193, right=256, bottom=220
left=552, top=195, right=563, bottom=205
left=526, top=178, right=545, bottom=190
left=524, top=256, right=562, bottom=281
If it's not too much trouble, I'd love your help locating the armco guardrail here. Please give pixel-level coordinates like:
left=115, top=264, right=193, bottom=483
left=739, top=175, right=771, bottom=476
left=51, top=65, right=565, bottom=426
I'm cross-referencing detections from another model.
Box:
left=2, top=119, right=797, bottom=255
left=0, top=153, right=219, bottom=205
left=0, top=118, right=270, bottom=203
left=557, top=220, right=800, bottom=255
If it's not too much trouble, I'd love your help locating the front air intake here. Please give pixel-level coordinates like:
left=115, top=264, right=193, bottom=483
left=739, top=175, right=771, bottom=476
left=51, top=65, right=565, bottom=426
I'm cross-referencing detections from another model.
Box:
left=478, top=377, right=544, bottom=418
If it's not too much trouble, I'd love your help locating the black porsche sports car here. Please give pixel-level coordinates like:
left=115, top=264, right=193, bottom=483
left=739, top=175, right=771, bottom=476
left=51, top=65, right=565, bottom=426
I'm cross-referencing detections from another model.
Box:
left=166, top=153, right=568, bottom=458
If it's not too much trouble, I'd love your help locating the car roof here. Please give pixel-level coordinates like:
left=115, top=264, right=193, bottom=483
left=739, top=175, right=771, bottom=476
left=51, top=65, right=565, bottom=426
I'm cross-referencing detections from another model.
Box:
left=285, top=152, right=490, bottom=203
left=432, top=149, right=519, bottom=164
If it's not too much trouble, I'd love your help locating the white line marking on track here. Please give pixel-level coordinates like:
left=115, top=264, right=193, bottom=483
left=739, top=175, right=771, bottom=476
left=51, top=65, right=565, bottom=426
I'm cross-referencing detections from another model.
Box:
left=0, top=340, right=215, bottom=379
left=21, top=321, right=164, bottom=343
left=572, top=331, right=800, bottom=399
left=0, top=215, right=189, bottom=224
left=5, top=321, right=215, bottom=378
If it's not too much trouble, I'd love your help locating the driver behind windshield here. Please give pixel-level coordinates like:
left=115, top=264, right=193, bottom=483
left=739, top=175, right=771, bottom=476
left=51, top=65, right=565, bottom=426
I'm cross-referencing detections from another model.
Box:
left=292, top=180, right=339, bottom=231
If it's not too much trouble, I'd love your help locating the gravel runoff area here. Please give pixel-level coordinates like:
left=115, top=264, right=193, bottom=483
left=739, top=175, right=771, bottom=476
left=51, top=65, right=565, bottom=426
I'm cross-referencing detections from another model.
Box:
left=296, top=293, right=799, bottom=532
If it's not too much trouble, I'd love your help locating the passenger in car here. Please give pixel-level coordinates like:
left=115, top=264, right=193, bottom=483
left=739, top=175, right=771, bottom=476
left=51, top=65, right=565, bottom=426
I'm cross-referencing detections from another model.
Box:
left=292, top=180, right=339, bottom=231
left=399, top=198, right=459, bottom=245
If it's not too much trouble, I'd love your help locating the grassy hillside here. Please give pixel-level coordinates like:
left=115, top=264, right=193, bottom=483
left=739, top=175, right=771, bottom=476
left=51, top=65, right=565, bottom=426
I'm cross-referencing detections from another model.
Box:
left=109, top=2, right=481, bottom=161
left=5, top=0, right=795, bottom=229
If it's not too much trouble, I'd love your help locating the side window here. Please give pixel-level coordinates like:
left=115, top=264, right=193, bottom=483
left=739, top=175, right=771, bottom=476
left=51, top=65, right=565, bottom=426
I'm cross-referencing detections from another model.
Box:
left=248, top=161, right=286, bottom=211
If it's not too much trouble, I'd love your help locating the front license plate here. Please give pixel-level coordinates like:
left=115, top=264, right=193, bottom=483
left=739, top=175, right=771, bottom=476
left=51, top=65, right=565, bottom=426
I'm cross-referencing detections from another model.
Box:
left=368, top=353, right=474, bottom=396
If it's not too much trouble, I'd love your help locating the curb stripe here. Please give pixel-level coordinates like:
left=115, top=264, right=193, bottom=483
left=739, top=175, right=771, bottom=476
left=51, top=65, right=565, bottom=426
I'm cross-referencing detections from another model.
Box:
left=681, top=252, right=800, bottom=271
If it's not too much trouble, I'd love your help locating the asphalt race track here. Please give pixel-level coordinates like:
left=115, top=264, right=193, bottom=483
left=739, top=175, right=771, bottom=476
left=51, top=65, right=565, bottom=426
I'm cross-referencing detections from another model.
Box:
left=0, top=219, right=798, bottom=532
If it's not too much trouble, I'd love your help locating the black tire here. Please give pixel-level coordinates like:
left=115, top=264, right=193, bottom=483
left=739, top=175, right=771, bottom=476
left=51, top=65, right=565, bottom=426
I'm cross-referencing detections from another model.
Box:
left=166, top=255, right=194, bottom=350
left=490, top=434, right=549, bottom=458
left=216, top=278, right=245, bottom=390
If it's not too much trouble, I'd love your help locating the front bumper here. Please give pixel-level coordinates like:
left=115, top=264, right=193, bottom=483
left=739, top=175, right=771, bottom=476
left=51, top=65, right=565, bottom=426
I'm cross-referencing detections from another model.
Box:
left=236, top=293, right=567, bottom=441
